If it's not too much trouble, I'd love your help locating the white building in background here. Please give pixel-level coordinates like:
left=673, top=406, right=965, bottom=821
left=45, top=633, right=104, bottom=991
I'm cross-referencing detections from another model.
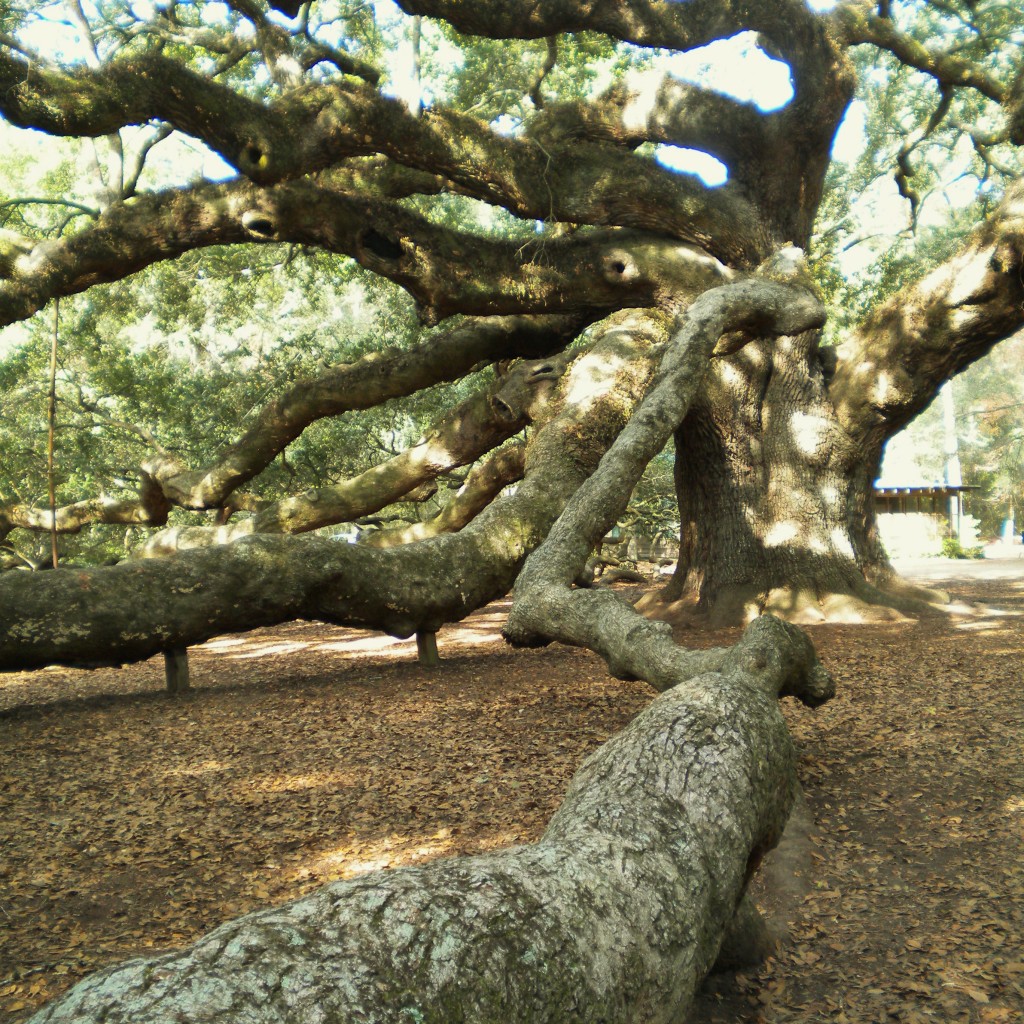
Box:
left=873, top=483, right=979, bottom=558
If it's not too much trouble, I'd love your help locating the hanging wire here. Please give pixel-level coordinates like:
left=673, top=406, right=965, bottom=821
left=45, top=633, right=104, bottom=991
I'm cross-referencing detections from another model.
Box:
left=47, top=298, right=59, bottom=569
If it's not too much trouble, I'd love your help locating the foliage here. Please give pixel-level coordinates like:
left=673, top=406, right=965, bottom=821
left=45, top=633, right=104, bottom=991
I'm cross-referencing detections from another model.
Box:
left=940, top=536, right=983, bottom=559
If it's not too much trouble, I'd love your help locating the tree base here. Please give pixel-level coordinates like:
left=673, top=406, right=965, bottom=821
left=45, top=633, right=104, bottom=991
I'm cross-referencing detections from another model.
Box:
left=636, top=574, right=951, bottom=628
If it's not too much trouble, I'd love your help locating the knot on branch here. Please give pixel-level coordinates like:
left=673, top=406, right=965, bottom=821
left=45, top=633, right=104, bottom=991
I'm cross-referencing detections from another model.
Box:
left=490, top=354, right=570, bottom=424
left=239, top=142, right=272, bottom=179
left=358, top=228, right=404, bottom=262
left=241, top=210, right=278, bottom=239
left=603, top=250, right=640, bottom=284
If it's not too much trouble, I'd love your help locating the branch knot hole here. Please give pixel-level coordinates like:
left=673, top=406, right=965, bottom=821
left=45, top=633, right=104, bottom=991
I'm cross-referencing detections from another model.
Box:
left=241, top=143, right=269, bottom=172
left=360, top=229, right=404, bottom=262
left=241, top=211, right=277, bottom=239
left=603, top=251, right=638, bottom=283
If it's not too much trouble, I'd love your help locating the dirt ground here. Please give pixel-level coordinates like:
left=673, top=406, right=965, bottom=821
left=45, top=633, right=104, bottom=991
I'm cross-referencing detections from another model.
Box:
left=1, top=561, right=1022, bottom=1023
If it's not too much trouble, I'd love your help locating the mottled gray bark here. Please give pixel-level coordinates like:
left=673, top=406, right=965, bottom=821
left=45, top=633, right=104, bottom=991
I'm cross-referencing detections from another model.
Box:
left=28, top=613, right=831, bottom=1024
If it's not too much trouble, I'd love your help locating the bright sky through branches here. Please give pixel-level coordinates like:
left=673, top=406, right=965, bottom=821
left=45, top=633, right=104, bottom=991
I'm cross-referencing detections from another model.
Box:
left=654, top=26, right=862, bottom=185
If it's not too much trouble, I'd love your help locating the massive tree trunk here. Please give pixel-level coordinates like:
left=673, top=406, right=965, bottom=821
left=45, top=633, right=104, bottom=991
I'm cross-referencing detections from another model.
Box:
left=655, top=335, right=916, bottom=626
left=658, top=332, right=882, bottom=626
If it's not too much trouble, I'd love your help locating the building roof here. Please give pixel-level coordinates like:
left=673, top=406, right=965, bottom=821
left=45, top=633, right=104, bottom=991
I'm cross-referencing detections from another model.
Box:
left=874, top=484, right=979, bottom=498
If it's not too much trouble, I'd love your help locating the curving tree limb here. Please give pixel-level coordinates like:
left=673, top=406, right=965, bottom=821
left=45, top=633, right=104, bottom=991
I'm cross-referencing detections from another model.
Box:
left=365, top=440, right=527, bottom=549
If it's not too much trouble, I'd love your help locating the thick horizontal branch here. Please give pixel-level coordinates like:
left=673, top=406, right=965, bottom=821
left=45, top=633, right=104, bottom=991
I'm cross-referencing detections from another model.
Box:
left=0, top=48, right=309, bottom=160
left=831, top=176, right=1024, bottom=448
left=135, top=356, right=563, bottom=555
left=395, top=0, right=821, bottom=65
left=0, top=494, right=164, bottom=544
left=532, top=78, right=774, bottom=174
left=0, top=177, right=736, bottom=330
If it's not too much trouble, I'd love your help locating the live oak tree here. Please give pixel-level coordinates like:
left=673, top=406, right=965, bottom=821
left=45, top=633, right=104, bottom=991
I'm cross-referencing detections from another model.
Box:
left=1, top=1, right=1023, bottom=1021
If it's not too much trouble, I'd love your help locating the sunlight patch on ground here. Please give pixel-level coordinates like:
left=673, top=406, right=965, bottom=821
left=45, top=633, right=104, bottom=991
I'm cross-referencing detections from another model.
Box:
left=248, top=770, right=361, bottom=794
left=193, top=615, right=509, bottom=663
left=221, top=640, right=313, bottom=659
left=162, top=759, right=231, bottom=778
left=201, top=638, right=250, bottom=651
left=953, top=615, right=1019, bottom=631
left=293, top=830, right=459, bottom=882
left=291, top=827, right=529, bottom=885
left=312, top=636, right=416, bottom=654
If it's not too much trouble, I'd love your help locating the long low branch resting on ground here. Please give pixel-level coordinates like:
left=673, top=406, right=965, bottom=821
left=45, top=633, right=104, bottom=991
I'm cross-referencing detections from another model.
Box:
left=28, top=614, right=832, bottom=1024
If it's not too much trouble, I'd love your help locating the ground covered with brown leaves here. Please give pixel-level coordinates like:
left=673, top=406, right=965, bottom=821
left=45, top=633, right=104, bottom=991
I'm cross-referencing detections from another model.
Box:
left=1, top=562, right=1022, bottom=1023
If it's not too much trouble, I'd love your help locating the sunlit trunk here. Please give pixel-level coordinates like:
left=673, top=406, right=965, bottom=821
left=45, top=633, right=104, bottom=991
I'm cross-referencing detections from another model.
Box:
left=658, top=333, right=893, bottom=624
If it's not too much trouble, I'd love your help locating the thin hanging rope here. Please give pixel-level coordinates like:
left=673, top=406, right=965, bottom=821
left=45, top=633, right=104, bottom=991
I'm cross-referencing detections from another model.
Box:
left=47, top=298, right=59, bottom=569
